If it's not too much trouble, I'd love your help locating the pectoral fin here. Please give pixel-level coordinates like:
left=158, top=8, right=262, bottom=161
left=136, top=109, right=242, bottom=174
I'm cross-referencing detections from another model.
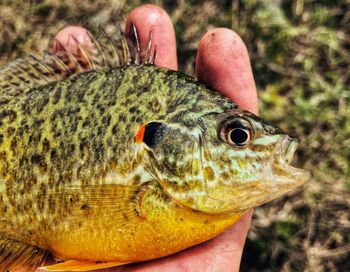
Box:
left=0, top=234, right=48, bottom=272
left=44, top=183, right=154, bottom=229
left=40, top=260, right=128, bottom=271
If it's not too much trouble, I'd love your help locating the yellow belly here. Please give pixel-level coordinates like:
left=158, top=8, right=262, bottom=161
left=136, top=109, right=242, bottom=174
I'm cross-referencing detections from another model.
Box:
left=42, top=194, right=244, bottom=262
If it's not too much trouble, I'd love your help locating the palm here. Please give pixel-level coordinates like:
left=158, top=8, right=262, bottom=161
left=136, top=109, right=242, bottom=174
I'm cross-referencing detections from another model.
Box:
left=49, top=4, right=257, bottom=272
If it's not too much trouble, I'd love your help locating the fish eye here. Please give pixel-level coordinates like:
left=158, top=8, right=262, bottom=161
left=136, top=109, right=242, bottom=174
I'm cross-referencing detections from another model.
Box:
left=219, top=117, right=253, bottom=147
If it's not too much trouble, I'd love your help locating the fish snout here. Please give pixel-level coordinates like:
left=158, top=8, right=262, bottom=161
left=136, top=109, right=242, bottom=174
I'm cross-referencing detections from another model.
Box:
left=275, top=136, right=311, bottom=184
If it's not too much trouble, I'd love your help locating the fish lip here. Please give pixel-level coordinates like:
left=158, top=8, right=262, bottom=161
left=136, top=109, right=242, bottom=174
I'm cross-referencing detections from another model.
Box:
left=280, top=136, right=298, bottom=164
left=278, top=136, right=311, bottom=184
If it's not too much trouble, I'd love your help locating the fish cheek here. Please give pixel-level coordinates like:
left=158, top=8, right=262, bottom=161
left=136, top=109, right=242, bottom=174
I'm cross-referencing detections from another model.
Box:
left=139, top=123, right=193, bottom=176
left=159, top=132, right=195, bottom=176
left=145, top=126, right=198, bottom=192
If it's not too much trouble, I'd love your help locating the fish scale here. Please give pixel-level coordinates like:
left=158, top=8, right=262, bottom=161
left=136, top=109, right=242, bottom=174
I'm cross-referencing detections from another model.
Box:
left=0, top=27, right=310, bottom=271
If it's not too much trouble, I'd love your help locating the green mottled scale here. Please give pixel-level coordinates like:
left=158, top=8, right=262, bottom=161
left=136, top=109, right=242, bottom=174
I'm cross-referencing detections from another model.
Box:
left=0, top=64, right=229, bottom=225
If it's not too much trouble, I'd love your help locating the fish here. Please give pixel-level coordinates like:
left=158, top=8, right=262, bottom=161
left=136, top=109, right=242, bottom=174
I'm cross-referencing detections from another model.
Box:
left=0, top=25, right=311, bottom=271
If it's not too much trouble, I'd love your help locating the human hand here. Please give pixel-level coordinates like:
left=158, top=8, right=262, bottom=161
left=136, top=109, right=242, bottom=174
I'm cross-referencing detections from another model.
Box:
left=52, top=4, right=257, bottom=272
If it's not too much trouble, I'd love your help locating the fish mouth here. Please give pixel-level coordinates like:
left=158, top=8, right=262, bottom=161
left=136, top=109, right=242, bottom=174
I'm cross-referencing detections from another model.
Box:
left=283, top=136, right=298, bottom=164
left=277, top=136, right=311, bottom=185
left=225, top=137, right=311, bottom=212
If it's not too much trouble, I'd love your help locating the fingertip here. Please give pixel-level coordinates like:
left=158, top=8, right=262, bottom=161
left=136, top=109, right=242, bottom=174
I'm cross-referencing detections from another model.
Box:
left=224, top=210, right=253, bottom=239
left=126, top=4, right=178, bottom=70
left=53, top=26, right=92, bottom=55
left=196, top=28, right=258, bottom=115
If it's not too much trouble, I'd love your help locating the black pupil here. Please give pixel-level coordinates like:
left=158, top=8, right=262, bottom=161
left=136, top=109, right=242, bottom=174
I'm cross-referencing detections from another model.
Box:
left=229, top=128, right=248, bottom=145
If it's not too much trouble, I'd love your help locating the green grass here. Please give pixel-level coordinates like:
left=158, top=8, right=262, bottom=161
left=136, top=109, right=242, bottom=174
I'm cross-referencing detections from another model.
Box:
left=0, top=0, right=349, bottom=271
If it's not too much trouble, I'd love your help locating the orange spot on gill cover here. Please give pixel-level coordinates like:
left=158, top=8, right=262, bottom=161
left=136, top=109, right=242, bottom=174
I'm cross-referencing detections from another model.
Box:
left=136, top=124, right=146, bottom=143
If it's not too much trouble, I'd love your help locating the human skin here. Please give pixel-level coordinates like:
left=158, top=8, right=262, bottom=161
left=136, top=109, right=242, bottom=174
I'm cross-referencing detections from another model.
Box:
left=50, top=4, right=257, bottom=272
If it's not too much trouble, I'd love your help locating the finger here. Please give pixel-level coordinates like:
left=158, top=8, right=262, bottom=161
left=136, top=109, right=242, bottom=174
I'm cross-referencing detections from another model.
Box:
left=125, top=4, right=178, bottom=70
left=196, top=28, right=258, bottom=114
left=196, top=27, right=257, bottom=272
left=53, top=26, right=92, bottom=56
left=206, top=211, right=253, bottom=272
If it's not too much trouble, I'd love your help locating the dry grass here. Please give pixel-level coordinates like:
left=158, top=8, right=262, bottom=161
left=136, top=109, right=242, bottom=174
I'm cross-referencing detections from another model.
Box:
left=0, top=0, right=349, bottom=271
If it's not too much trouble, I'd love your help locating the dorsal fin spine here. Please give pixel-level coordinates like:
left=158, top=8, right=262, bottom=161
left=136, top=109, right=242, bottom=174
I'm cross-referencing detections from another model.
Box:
left=88, top=31, right=108, bottom=68
left=0, top=24, right=157, bottom=100
left=101, top=28, right=120, bottom=67
left=119, top=27, right=131, bottom=65
left=23, top=56, right=51, bottom=83
left=131, top=23, right=141, bottom=65
left=53, top=37, right=84, bottom=73
left=43, top=50, right=71, bottom=74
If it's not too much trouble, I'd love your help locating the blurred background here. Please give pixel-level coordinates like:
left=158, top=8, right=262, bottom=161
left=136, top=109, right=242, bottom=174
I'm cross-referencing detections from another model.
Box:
left=0, top=0, right=349, bottom=271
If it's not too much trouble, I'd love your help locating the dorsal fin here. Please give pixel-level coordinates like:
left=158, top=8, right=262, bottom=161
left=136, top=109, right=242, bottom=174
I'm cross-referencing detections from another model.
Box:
left=87, top=26, right=132, bottom=68
left=0, top=24, right=155, bottom=104
left=0, top=235, right=48, bottom=272
left=0, top=55, right=56, bottom=104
